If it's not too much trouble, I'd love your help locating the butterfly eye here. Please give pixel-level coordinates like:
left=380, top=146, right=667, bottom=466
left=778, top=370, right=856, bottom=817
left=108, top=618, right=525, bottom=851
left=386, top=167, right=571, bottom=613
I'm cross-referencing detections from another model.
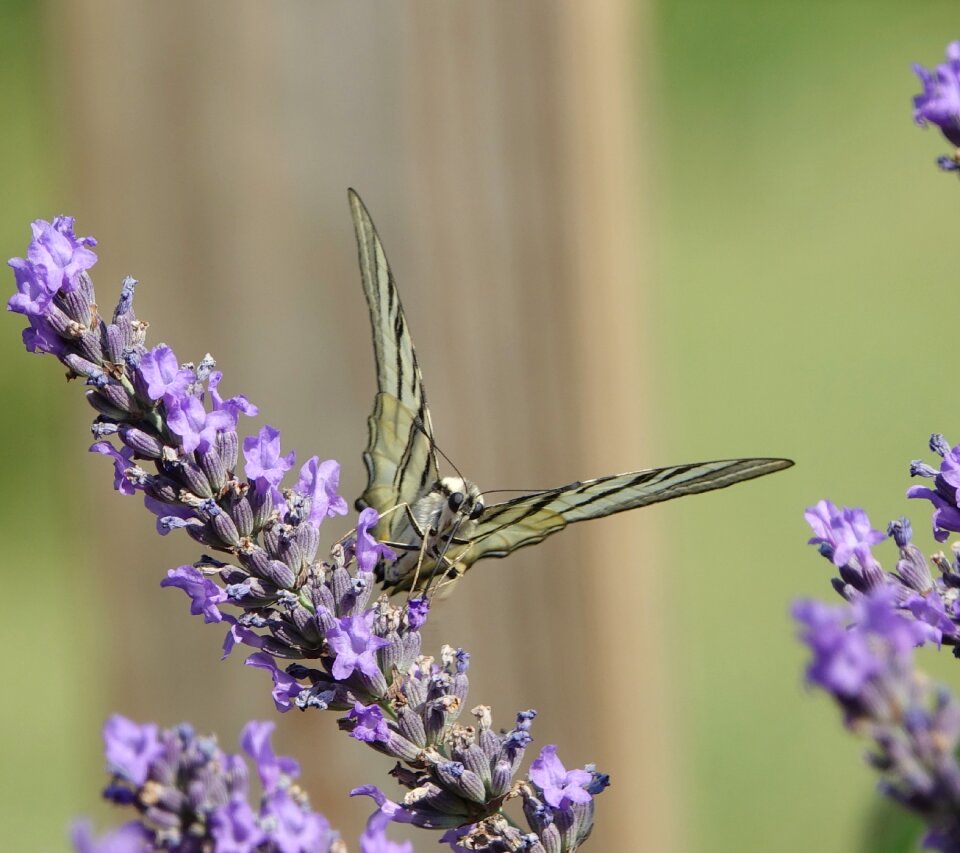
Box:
left=448, top=492, right=465, bottom=512
left=469, top=500, right=484, bottom=520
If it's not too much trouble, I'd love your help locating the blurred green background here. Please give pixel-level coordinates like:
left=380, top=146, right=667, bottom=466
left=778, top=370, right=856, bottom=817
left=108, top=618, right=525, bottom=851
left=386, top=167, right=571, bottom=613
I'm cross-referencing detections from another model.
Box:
left=0, top=1, right=957, bottom=851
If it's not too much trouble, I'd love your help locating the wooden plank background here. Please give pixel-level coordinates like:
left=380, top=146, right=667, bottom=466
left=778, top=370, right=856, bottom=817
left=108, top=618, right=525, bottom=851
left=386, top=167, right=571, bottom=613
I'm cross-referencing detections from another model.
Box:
left=55, top=2, right=675, bottom=849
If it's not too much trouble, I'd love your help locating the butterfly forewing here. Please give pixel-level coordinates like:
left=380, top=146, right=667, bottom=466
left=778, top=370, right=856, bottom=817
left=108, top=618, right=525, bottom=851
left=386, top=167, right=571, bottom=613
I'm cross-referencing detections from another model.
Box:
left=466, top=457, right=793, bottom=563
left=350, top=190, right=439, bottom=542
left=348, top=189, right=793, bottom=592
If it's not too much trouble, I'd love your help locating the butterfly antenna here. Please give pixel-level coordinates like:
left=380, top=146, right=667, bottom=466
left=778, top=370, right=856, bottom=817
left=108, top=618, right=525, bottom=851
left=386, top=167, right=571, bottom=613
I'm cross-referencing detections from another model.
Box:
left=477, top=487, right=551, bottom=499
left=413, top=415, right=468, bottom=482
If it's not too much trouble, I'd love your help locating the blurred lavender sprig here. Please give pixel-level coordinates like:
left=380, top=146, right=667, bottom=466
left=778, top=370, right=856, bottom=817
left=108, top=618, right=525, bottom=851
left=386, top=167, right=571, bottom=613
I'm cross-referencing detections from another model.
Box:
left=6, top=218, right=607, bottom=850
left=793, top=431, right=960, bottom=849
left=913, top=40, right=960, bottom=172
left=72, top=716, right=345, bottom=852
left=794, top=591, right=960, bottom=851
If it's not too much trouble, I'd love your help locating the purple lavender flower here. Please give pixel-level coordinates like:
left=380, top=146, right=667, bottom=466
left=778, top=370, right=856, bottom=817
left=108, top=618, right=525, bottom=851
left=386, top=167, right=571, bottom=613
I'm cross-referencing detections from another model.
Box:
left=294, top=457, right=348, bottom=525
left=909, top=435, right=960, bottom=541
left=241, top=720, right=299, bottom=791
left=209, top=800, right=267, bottom=852
left=137, top=345, right=193, bottom=402
left=244, top=425, right=295, bottom=486
left=914, top=42, right=960, bottom=147
left=347, top=703, right=391, bottom=744
left=90, top=442, right=138, bottom=497
left=528, top=745, right=593, bottom=811
left=355, top=507, right=397, bottom=572
left=360, top=811, right=413, bottom=853
left=102, top=716, right=165, bottom=787
left=245, top=653, right=307, bottom=712
left=326, top=612, right=391, bottom=682
left=70, top=820, right=150, bottom=853
left=21, top=216, right=97, bottom=296
left=160, top=566, right=228, bottom=623
left=805, top=499, right=886, bottom=569
left=263, top=789, right=334, bottom=853
left=165, top=392, right=235, bottom=454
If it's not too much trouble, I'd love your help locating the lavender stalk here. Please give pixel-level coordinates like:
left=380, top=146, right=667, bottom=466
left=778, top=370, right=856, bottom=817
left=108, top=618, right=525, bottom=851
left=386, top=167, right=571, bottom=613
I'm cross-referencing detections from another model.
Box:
left=6, top=217, right=608, bottom=851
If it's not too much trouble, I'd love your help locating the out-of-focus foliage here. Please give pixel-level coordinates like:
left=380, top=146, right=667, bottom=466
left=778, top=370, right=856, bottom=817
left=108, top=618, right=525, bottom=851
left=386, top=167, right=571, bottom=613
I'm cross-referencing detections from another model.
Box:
left=0, top=2, right=95, bottom=851
left=656, top=2, right=960, bottom=851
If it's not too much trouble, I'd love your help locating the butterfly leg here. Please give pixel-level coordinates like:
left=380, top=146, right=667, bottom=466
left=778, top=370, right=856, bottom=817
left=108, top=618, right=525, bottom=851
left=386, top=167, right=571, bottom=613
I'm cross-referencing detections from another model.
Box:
left=429, top=538, right=477, bottom=598
left=420, top=517, right=467, bottom=598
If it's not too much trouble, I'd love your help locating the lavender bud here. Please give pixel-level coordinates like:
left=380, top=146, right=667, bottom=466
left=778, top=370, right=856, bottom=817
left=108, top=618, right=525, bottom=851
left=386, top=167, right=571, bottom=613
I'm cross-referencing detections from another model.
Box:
left=489, top=759, right=515, bottom=799
left=259, top=559, right=296, bottom=589
left=227, top=495, right=254, bottom=539
left=118, top=424, right=165, bottom=459
left=436, top=762, right=487, bottom=804
left=65, top=353, right=105, bottom=380
left=197, top=446, right=227, bottom=492
left=290, top=604, right=320, bottom=641
left=294, top=522, right=320, bottom=565
left=398, top=631, right=422, bottom=673
left=60, top=286, right=93, bottom=326
left=104, top=323, right=126, bottom=363
left=217, top=429, right=239, bottom=471
left=262, top=523, right=282, bottom=557
left=896, top=545, right=935, bottom=594
left=142, top=476, right=181, bottom=504
left=85, top=388, right=131, bottom=420
left=97, top=381, right=138, bottom=414
left=77, top=329, right=104, bottom=364
left=383, top=731, right=423, bottom=764
left=174, top=459, right=214, bottom=499
left=888, top=517, right=913, bottom=548
left=357, top=668, right=388, bottom=698
left=185, top=522, right=224, bottom=549
left=458, top=743, right=493, bottom=788
left=397, top=706, right=427, bottom=748
left=209, top=509, right=241, bottom=549
left=378, top=632, right=404, bottom=676
left=275, top=537, right=304, bottom=574
left=272, top=623, right=309, bottom=652
left=237, top=544, right=273, bottom=577
left=248, top=483, right=274, bottom=531
left=931, top=433, right=952, bottom=456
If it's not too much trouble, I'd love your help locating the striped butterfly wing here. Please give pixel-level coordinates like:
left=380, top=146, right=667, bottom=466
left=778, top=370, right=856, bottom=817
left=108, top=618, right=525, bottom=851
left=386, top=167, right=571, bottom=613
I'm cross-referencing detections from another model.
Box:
left=462, top=457, right=793, bottom=567
left=349, top=190, right=439, bottom=542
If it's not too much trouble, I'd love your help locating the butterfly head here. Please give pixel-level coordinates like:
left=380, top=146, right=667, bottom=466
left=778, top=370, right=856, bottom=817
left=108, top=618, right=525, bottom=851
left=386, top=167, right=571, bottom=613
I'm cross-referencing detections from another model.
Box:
left=438, top=476, right=484, bottom=525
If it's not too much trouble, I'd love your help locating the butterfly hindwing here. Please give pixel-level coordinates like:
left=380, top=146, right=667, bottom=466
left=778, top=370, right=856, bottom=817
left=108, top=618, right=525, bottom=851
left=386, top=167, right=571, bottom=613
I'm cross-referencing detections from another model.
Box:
left=349, top=190, right=439, bottom=542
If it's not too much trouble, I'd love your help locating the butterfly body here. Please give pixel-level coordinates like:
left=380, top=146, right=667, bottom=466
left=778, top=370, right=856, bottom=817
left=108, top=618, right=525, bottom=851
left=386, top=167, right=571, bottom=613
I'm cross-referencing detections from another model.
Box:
left=348, top=190, right=793, bottom=595
left=373, top=474, right=484, bottom=589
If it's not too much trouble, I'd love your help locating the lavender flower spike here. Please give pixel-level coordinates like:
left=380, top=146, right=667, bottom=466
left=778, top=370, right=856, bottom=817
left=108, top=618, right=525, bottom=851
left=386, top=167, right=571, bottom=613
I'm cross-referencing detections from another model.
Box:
left=794, top=589, right=960, bottom=850
left=9, top=218, right=609, bottom=850
left=85, top=715, right=344, bottom=852
left=914, top=42, right=960, bottom=147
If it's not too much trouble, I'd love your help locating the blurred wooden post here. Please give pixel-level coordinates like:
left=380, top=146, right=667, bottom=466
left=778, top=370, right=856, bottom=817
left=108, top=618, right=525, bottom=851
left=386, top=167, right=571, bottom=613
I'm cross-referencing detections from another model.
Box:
left=61, top=2, right=674, bottom=848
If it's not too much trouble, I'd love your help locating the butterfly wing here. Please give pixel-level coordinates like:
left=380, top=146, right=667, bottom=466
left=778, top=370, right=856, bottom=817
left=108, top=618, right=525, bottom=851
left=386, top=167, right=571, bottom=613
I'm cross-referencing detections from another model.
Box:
left=349, top=190, right=439, bottom=542
left=461, top=457, right=793, bottom=566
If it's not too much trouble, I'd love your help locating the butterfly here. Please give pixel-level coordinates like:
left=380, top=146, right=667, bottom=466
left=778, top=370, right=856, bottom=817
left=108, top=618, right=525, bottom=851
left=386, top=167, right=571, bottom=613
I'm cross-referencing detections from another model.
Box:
left=348, top=190, right=793, bottom=594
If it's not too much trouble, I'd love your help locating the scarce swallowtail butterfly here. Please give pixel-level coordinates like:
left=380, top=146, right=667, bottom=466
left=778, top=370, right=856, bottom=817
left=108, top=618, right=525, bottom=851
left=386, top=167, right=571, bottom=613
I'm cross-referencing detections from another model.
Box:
left=348, top=190, right=792, bottom=595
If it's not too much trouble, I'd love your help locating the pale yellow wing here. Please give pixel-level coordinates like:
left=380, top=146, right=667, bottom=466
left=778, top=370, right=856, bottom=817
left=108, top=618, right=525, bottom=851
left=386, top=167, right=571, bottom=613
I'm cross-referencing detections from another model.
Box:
left=349, top=190, right=438, bottom=541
